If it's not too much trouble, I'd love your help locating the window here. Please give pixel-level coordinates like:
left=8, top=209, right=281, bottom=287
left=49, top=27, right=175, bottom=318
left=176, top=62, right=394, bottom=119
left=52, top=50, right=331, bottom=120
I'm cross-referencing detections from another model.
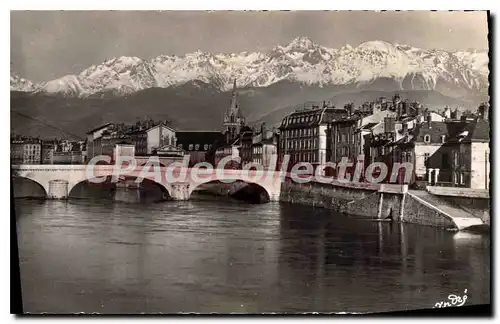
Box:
left=441, top=135, right=447, bottom=143
left=204, top=144, right=209, bottom=150
left=195, top=144, right=200, bottom=150
left=188, top=144, right=193, bottom=150
left=453, top=151, right=459, bottom=166
left=406, top=152, right=412, bottom=162
left=424, top=134, right=431, bottom=143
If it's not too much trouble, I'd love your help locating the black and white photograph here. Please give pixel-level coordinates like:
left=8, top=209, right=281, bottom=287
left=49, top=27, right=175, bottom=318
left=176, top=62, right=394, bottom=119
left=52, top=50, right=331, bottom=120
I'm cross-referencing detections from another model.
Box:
left=9, top=9, right=491, bottom=315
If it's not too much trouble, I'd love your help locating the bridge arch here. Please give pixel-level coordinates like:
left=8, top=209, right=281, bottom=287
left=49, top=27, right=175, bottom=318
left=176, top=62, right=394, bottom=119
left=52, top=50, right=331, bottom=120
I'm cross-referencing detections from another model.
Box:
left=12, top=176, right=48, bottom=198
left=188, top=178, right=272, bottom=203
left=67, top=174, right=172, bottom=200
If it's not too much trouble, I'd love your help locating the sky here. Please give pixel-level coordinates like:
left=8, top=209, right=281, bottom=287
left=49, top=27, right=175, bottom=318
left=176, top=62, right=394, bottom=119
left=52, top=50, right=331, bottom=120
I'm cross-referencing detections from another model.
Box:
left=11, top=11, right=489, bottom=82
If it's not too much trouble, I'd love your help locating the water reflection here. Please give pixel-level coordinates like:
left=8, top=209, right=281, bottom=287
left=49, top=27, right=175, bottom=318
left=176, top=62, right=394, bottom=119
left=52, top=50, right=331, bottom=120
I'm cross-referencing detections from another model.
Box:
left=15, top=199, right=490, bottom=313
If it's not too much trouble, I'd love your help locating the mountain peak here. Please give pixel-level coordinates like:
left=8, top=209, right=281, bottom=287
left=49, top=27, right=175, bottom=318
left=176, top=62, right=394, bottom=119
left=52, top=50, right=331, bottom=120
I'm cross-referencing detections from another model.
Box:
left=10, top=39, right=488, bottom=100
left=357, top=40, right=397, bottom=53
left=285, top=36, right=318, bottom=51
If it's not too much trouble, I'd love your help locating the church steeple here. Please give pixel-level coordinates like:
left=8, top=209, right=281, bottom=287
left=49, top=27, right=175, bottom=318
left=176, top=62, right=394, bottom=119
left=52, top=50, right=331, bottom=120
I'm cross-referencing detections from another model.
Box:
left=223, top=79, right=245, bottom=144
left=230, top=78, right=238, bottom=110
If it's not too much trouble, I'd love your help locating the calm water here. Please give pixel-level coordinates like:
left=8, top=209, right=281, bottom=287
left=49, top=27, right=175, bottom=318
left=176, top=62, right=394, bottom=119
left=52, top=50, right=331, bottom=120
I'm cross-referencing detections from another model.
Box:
left=15, top=196, right=490, bottom=314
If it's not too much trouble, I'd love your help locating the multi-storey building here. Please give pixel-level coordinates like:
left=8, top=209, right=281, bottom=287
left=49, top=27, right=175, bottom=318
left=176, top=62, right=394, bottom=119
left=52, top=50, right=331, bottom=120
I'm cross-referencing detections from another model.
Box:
left=327, top=95, right=434, bottom=180
left=239, top=128, right=254, bottom=166
left=446, top=104, right=490, bottom=189
left=41, top=140, right=58, bottom=164
left=127, top=129, right=148, bottom=156
left=145, top=124, right=177, bottom=154
left=176, top=131, right=226, bottom=166
left=214, top=137, right=241, bottom=169
left=252, top=130, right=278, bottom=170
left=86, top=123, right=114, bottom=160
left=278, top=103, right=348, bottom=174
left=327, top=99, right=399, bottom=168
left=365, top=102, right=489, bottom=188
left=11, top=137, right=42, bottom=165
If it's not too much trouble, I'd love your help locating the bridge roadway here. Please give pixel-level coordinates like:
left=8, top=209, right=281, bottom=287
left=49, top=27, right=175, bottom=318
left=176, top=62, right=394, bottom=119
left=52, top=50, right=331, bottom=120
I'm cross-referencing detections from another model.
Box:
left=12, top=164, right=283, bottom=201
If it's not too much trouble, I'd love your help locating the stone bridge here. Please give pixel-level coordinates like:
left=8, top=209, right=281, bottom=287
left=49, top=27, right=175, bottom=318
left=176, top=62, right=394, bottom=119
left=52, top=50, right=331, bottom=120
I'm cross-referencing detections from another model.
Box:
left=12, top=164, right=283, bottom=201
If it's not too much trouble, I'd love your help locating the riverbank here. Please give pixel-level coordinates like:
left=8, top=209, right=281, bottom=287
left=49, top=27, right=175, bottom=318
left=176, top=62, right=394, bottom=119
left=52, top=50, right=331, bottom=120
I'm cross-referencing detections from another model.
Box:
left=278, top=179, right=488, bottom=231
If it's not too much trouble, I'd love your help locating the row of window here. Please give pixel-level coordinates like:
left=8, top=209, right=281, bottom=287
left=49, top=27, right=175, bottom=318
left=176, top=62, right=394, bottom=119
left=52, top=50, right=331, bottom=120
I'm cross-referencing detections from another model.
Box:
left=282, top=128, right=319, bottom=138
left=423, top=134, right=447, bottom=144
left=281, top=138, right=319, bottom=150
left=453, top=172, right=467, bottom=185
left=281, top=152, right=320, bottom=163
left=284, top=114, right=319, bottom=126
left=178, top=144, right=211, bottom=151
left=336, top=132, right=356, bottom=144
left=24, top=146, right=41, bottom=152
left=253, top=146, right=263, bottom=154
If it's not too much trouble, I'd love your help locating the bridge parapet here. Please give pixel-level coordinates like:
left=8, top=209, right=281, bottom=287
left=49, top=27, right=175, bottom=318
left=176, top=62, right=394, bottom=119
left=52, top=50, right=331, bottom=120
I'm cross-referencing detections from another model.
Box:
left=12, top=164, right=283, bottom=202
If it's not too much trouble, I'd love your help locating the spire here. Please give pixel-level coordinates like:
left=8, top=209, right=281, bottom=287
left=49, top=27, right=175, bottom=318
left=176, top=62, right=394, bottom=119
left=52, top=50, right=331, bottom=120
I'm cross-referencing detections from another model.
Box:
left=230, top=79, right=238, bottom=110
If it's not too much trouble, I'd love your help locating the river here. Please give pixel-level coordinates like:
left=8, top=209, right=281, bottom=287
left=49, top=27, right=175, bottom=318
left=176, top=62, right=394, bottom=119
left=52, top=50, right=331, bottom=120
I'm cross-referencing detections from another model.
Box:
left=14, top=196, right=490, bottom=314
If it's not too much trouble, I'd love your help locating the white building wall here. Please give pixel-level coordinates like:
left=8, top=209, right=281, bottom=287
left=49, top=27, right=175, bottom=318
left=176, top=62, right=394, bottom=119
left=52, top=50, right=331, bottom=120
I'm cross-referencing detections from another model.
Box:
left=147, top=126, right=176, bottom=154
left=470, top=142, right=490, bottom=189
left=318, top=125, right=328, bottom=165
left=414, top=143, right=441, bottom=178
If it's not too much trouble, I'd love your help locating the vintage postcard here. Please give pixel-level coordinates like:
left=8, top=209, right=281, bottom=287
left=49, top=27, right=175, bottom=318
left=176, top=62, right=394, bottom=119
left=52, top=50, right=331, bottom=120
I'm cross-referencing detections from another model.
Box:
left=10, top=10, right=491, bottom=315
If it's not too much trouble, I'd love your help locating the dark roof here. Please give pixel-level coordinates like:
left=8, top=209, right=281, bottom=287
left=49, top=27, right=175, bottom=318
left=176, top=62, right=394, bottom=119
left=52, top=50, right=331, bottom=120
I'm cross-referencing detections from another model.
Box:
left=116, top=141, right=133, bottom=145
left=86, top=123, right=113, bottom=135
left=446, top=119, right=489, bottom=144
left=413, top=121, right=449, bottom=143
left=176, top=131, right=225, bottom=146
left=279, top=107, right=348, bottom=129
left=126, top=129, right=147, bottom=135
left=359, top=122, right=379, bottom=130
left=329, top=115, right=360, bottom=125
left=471, top=119, right=490, bottom=142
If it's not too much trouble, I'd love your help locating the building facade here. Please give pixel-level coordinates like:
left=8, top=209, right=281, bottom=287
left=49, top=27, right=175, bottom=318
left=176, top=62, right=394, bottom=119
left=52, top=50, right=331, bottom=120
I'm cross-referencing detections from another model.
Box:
left=11, top=137, right=42, bottom=165
left=176, top=131, right=226, bottom=166
left=279, top=104, right=347, bottom=174
left=86, top=123, right=114, bottom=161
left=145, top=124, right=177, bottom=154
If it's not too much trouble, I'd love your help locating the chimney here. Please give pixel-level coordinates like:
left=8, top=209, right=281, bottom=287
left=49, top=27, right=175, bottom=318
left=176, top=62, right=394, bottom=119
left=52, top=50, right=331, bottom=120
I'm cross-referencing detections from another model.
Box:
left=261, top=122, right=265, bottom=135
left=415, top=104, right=422, bottom=117
left=450, top=109, right=457, bottom=120
left=427, top=112, right=432, bottom=128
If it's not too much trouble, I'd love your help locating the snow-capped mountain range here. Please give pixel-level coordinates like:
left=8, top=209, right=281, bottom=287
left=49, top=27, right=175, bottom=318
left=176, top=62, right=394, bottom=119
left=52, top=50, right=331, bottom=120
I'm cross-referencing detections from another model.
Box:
left=11, top=37, right=489, bottom=99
